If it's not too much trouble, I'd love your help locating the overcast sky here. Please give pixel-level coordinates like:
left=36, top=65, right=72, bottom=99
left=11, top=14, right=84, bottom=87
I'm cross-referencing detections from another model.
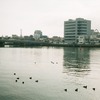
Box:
left=0, top=0, right=100, bottom=37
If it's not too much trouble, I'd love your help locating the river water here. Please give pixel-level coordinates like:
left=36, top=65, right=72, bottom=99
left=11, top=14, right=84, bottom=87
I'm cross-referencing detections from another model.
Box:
left=0, top=47, right=100, bottom=100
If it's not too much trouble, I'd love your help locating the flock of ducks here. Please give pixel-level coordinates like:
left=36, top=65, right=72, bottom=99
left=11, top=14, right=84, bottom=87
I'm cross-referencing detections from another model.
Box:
left=14, top=73, right=38, bottom=84
left=64, top=85, right=95, bottom=92
left=14, top=72, right=95, bottom=92
left=13, top=61, right=58, bottom=85
left=14, top=60, right=96, bottom=92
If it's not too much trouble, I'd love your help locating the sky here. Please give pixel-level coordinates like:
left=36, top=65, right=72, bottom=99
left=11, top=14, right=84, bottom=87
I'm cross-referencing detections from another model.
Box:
left=0, top=0, right=100, bottom=37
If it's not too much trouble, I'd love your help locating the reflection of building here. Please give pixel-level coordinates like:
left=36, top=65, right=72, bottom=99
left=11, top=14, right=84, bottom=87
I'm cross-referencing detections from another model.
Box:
left=64, top=18, right=91, bottom=44
left=63, top=47, right=90, bottom=76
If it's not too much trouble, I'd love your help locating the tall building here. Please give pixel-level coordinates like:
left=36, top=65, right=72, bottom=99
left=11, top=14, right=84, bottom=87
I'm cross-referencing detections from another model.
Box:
left=64, top=18, right=91, bottom=44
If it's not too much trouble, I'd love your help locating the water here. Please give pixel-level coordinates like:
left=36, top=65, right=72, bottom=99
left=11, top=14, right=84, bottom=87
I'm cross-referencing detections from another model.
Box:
left=0, top=47, right=100, bottom=100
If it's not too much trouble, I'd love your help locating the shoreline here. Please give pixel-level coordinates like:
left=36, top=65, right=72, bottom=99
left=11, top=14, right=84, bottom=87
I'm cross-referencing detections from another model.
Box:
left=2, top=43, right=100, bottom=48
left=1, top=39, right=100, bottom=47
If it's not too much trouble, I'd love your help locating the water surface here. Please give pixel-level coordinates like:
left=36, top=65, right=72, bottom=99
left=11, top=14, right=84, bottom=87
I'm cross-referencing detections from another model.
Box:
left=0, top=47, right=100, bottom=100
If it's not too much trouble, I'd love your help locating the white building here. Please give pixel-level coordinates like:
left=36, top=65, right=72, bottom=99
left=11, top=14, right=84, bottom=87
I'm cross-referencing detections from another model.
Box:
left=34, top=30, right=42, bottom=40
left=78, top=35, right=85, bottom=44
left=64, top=18, right=91, bottom=44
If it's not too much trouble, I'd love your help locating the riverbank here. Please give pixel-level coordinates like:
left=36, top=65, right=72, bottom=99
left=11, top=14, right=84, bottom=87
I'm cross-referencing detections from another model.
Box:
left=1, top=39, right=100, bottom=47
left=2, top=43, right=100, bottom=48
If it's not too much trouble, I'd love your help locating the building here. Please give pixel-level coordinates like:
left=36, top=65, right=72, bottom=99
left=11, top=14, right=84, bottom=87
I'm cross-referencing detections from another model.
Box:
left=39, top=35, right=49, bottom=42
left=90, top=29, right=100, bottom=44
left=34, top=30, right=42, bottom=40
left=64, top=18, right=91, bottom=44
left=12, top=35, right=19, bottom=39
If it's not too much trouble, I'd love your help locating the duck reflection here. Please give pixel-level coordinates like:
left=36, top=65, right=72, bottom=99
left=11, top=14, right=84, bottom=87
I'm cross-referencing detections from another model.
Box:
left=63, top=47, right=90, bottom=76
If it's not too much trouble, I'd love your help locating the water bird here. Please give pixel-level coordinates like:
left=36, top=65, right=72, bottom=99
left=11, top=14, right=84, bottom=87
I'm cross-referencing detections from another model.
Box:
left=64, top=89, right=67, bottom=92
left=22, top=82, right=24, bottom=84
left=56, top=62, right=58, bottom=64
left=35, top=80, right=38, bottom=82
left=29, top=77, right=32, bottom=79
left=75, top=88, right=78, bottom=92
left=14, top=73, right=16, bottom=75
left=92, top=88, right=95, bottom=91
left=15, top=80, right=17, bottom=82
left=51, top=61, right=54, bottom=64
left=83, top=86, right=87, bottom=89
left=17, top=77, right=19, bottom=80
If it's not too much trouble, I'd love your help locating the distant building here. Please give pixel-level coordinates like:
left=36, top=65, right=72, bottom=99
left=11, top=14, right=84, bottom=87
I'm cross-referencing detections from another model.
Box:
left=49, top=36, right=63, bottom=44
left=12, top=35, right=19, bottom=39
left=90, top=29, right=100, bottom=44
left=42, top=35, right=48, bottom=39
left=34, top=30, right=42, bottom=40
left=39, top=35, right=49, bottom=42
left=64, top=18, right=91, bottom=44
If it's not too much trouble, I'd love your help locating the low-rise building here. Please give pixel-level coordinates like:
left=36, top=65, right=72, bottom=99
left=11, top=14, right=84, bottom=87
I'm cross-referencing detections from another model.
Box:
left=77, top=35, right=85, bottom=44
left=12, top=35, right=19, bottom=39
left=90, top=29, right=100, bottom=44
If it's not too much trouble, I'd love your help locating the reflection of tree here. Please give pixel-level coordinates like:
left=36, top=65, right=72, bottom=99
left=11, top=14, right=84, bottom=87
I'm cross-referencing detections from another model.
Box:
left=63, top=47, right=90, bottom=76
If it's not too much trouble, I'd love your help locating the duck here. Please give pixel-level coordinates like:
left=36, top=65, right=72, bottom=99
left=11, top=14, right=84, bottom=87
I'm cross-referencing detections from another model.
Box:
left=17, top=77, right=19, bottom=80
left=14, top=73, right=16, bottom=75
left=22, top=82, right=24, bottom=84
left=64, top=89, right=67, bottom=92
left=29, top=77, right=32, bottom=79
left=56, top=62, right=58, bottom=64
left=83, top=86, right=87, bottom=89
left=75, top=88, right=78, bottom=92
left=35, top=80, right=38, bottom=82
left=92, top=88, right=95, bottom=91
left=51, top=61, right=54, bottom=64
left=15, top=80, right=17, bottom=82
